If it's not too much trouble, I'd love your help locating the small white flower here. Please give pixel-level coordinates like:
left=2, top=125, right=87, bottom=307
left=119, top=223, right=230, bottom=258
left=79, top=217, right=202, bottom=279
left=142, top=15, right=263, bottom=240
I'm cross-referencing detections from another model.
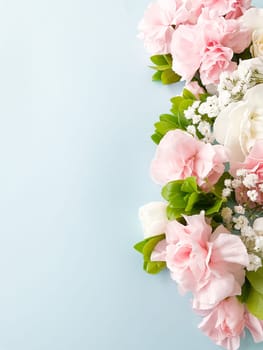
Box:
left=231, top=179, right=242, bottom=189
left=224, top=179, right=232, bottom=188
left=233, top=215, right=249, bottom=230
left=197, top=121, right=211, bottom=136
left=234, top=205, right=245, bottom=215
left=236, top=169, right=249, bottom=177
left=192, top=114, right=201, bottom=124
left=198, top=103, right=207, bottom=115
left=253, top=218, right=263, bottom=236
left=247, top=189, right=259, bottom=202
left=192, top=101, right=201, bottom=109
left=241, top=225, right=255, bottom=238
left=255, top=236, right=263, bottom=252
left=243, top=173, right=259, bottom=188
left=221, top=207, right=233, bottom=223
left=259, top=183, right=263, bottom=192
left=222, top=188, right=232, bottom=197
left=184, top=106, right=196, bottom=120
left=186, top=125, right=196, bottom=137
left=247, top=254, right=262, bottom=272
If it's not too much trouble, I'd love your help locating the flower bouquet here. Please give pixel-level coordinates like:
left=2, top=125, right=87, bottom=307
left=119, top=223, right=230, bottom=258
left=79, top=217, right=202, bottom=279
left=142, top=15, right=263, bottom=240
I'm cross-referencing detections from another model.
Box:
left=134, top=1, right=263, bottom=349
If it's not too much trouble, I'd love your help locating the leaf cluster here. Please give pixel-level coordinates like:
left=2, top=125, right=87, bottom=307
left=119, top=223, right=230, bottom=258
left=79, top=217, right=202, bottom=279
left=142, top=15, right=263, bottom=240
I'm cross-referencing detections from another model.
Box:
left=134, top=234, right=166, bottom=274
left=150, top=54, right=181, bottom=85
left=151, top=89, right=196, bottom=144
left=240, top=267, right=263, bottom=319
left=162, top=177, right=225, bottom=220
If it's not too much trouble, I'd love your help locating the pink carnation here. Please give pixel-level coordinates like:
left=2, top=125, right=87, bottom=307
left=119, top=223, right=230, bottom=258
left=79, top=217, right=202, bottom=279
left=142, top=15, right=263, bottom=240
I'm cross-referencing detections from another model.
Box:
left=185, top=81, right=205, bottom=98
left=171, top=10, right=251, bottom=84
left=138, top=0, right=202, bottom=54
left=199, top=44, right=237, bottom=85
left=164, top=214, right=248, bottom=310
left=231, top=140, right=263, bottom=205
left=199, top=297, right=245, bottom=350
left=201, top=0, right=251, bottom=18
left=150, top=129, right=227, bottom=189
left=171, top=23, right=206, bottom=81
left=199, top=297, right=263, bottom=350
left=225, top=0, right=252, bottom=19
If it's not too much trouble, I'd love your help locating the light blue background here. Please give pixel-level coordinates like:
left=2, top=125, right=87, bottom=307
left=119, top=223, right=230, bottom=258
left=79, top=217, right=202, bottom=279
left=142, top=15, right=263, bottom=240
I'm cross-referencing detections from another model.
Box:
left=0, top=0, right=261, bottom=349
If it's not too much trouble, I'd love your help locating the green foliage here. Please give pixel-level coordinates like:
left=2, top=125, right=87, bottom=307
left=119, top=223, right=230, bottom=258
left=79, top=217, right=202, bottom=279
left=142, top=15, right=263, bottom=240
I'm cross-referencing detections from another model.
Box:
left=233, top=47, right=252, bottom=63
left=134, top=234, right=166, bottom=274
left=162, top=177, right=224, bottom=220
left=237, top=278, right=251, bottom=304
left=238, top=269, right=263, bottom=319
left=246, top=287, right=263, bottom=320
left=151, top=90, right=196, bottom=144
left=247, top=267, right=263, bottom=295
left=149, top=54, right=181, bottom=85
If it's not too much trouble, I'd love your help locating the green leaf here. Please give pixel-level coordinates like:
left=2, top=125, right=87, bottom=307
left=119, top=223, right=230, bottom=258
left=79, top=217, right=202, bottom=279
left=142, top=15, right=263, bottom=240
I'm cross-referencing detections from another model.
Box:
left=134, top=234, right=166, bottom=275
left=162, top=181, right=184, bottom=201
left=182, top=89, right=196, bottom=100
left=237, top=279, right=251, bottom=304
left=170, top=96, right=183, bottom=105
left=152, top=70, right=162, bottom=82
left=166, top=205, right=180, bottom=220
left=213, top=173, right=232, bottom=198
left=134, top=236, right=152, bottom=253
left=149, top=65, right=170, bottom=72
left=247, top=267, right=263, bottom=295
left=144, top=261, right=166, bottom=274
left=161, top=69, right=181, bottom=85
left=185, top=192, right=199, bottom=212
left=246, top=287, right=263, bottom=320
left=206, top=198, right=224, bottom=216
left=142, top=235, right=165, bottom=260
left=163, top=54, right=172, bottom=66
left=151, top=132, right=162, bottom=145
left=150, top=55, right=168, bottom=66
left=181, top=177, right=198, bottom=193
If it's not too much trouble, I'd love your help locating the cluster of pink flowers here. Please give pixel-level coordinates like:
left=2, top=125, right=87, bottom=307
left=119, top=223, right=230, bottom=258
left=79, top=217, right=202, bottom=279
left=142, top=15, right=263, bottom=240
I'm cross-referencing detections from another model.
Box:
left=151, top=213, right=263, bottom=350
left=138, top=0, right=251, bottom=85
left=150, top=129, right=227, bottom=190
left=136, top=1, right=263, bottom=349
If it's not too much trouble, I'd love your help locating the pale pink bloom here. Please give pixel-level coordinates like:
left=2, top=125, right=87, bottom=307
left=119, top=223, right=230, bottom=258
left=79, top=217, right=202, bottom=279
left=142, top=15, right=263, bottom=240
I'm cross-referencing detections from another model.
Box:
left=198, top=9, right=251, bottom=54
left=201, top=0, right=251, bottom=18
left=225, top=0, right=252, bottom=19
left=198, top=297, right=245, bottom=350
left=171, top=11, right=250, bottom=83
left=151, top=239, right=167, bottom=261
left=201, top=0, right=236, bottom=16
left=199, top=44, right=237, bottom=85
left=171, top=23, right=206, bottom=81
left=150, top=129, right=227, bottom=189
left=231, top=140, right=263, bottom=205
left=138, top=0, right=202, bottom=54
left=185, top=81, right=205, bottom=98
left=231, top=140, right=263, bottom=182
left=198, top=298, right=263, bottom=350
left=245, top=311, right=263, bottom=343
left=221, top=20, right=252, bottom=54
left=164, top=213, right=248, bottom=309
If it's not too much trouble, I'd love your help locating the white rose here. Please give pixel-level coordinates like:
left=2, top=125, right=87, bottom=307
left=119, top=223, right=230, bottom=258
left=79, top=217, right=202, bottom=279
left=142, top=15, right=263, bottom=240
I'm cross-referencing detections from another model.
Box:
left=251, top=30, right=263, bottom=57
left=238, top=57, right=263, bottom=76
left=242, top=8, right=263, bottom=57
left=214, top=84, right=263, bottom=162
left=253, top=218, right=263, bottom=235
left=139, top=202, right=168, bottom=238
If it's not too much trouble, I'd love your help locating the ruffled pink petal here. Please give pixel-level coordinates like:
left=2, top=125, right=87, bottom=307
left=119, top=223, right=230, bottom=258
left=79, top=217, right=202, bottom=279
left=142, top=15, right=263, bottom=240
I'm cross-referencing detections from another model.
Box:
left=245, top=311, right=263, bottom=343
